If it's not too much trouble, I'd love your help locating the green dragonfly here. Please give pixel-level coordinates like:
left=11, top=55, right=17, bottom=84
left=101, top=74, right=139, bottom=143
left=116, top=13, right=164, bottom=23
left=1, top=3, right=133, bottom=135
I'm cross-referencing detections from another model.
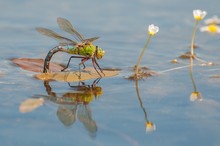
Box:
left=36, top=17, right=105, bottom=76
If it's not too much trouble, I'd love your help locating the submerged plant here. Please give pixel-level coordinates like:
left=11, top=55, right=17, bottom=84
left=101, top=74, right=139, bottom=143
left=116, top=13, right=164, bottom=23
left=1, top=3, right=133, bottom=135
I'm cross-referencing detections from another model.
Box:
left=190, top=9, right=207, bottom=56
left=134, top=24, right=159, bottom=79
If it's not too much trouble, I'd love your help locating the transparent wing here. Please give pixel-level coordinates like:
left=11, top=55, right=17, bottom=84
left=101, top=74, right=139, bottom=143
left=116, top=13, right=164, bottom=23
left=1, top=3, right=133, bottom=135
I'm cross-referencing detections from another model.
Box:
left=77, top=104, right=97, bottom=134
left=36, top=27, right=77, bottom=45
left=57, top=17, right=85, bottom=42
left=83, top=37, right=100, bottom=42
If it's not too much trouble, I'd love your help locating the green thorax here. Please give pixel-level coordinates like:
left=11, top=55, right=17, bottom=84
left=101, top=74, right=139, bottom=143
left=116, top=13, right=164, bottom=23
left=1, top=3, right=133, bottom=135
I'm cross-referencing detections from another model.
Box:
left=67, top=43, right=96, bottom=56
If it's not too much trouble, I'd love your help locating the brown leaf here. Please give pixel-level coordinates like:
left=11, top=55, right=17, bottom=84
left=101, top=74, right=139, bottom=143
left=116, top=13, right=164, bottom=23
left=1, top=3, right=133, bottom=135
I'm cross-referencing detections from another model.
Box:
left=35, top=68, right=119, bottom=82
left=12, top=58, right=64, bottom=73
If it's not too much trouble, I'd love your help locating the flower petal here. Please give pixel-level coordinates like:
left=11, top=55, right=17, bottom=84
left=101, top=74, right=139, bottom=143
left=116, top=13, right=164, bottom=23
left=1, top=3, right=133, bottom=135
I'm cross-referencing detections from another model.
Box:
left=193, top=9, right=207, bottom=20
left=148, top=24, right=159, bottom=36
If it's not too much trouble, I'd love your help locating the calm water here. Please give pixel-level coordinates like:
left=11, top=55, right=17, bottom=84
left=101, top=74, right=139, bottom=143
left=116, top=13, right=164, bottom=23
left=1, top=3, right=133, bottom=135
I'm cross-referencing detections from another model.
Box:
left=1, top=0, right=220, bottom=146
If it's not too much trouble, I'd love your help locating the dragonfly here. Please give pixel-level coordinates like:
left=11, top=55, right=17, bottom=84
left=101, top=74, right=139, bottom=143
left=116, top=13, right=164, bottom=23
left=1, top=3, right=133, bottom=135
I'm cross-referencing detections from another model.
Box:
left=36, top=17, right=105, bottom=76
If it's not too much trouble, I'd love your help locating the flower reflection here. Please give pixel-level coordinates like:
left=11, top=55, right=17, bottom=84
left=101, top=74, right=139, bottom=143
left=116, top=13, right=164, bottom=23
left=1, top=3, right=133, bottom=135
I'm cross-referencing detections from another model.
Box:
left=19, top=78, right=103, bottom=136
left=135, top=79, right=156, bottom=133
left=146, top=121, right=156, bottom=133
left=189, top=57, right=203, bottom=102
left=190, top=92, right=203, bottom=101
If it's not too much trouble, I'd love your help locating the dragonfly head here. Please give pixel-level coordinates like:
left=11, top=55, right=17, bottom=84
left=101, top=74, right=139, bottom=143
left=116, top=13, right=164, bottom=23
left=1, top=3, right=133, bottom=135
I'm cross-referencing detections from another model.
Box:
left=95, top=46, right=105, bottom=59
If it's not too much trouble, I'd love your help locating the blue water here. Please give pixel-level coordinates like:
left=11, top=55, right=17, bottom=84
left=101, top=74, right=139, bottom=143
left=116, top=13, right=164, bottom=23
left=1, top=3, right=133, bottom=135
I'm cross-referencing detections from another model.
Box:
left=1, top=0, right=220, bottom=146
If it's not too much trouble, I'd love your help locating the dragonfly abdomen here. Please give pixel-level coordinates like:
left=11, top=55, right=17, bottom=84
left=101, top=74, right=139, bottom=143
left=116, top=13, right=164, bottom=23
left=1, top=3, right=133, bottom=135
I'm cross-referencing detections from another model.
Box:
left=43, top=46, right=69, bottom=73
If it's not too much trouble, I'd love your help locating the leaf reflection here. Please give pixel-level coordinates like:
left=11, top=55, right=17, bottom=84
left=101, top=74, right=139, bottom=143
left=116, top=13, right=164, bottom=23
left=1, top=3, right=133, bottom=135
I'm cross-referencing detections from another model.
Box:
left=135, top=79, right=156, bottom=133
left=19, top=79, right=103, bottom=136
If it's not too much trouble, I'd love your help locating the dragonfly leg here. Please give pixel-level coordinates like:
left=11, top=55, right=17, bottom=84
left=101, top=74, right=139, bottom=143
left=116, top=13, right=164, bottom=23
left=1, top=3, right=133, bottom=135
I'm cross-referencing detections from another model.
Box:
left=92, top=58, right=102, bottom=77
left=61, top=56, right=86, bottom=71
left=79, top=57, right=90, bottom=69
left=92, top=78, right=101, bottom=87
left=93, top=58, right=105, bottom=76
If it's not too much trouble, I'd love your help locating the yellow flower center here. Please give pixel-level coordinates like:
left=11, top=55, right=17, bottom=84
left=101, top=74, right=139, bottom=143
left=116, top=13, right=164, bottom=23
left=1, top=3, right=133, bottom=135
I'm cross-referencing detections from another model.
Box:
left=208, top=24, right=218, bottom=33
left=194, top=16, right=202, bottom=20
left=146, top=121, right=154, bottom=127
left=148, top=31, right=155, bottom=36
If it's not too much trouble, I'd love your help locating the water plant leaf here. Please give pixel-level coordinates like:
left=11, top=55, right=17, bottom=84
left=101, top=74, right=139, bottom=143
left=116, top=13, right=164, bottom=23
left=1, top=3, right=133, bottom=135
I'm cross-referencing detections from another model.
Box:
left=127, top=66, right=158, bottom=80
left=19, top=98, right=44, bottom=113
left=35, top=68, right=119, bottom=82
left=12, top=58, right=64, bottom=73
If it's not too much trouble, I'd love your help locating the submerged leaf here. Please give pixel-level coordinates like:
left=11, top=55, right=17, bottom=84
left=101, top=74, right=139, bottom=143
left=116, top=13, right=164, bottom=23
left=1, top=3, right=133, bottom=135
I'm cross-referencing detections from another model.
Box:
left=35, top=68, right=119, bottom=82
left=19, top=98, right=44, bottom=113
left=12, top=58, right=64, bottom=73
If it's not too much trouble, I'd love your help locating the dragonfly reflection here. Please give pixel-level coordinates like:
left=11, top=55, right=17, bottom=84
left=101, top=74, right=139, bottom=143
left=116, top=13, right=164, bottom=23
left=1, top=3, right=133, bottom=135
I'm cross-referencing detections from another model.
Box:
left=19, top=79, right=103, bottom=136
left=135, top=79, right=156, bottom=133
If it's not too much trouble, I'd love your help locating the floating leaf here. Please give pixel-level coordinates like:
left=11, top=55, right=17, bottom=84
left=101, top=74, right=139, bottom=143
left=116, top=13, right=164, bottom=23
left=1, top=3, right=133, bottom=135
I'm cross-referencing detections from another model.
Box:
left=35, top=68, right=119, bottom=82
left=179, top=52, right=196, bottom=59
left=12, top=58, right=64, bottom=73
left=127, top=66, right=158, bottom=80
left=19, top=98, right=44, bottom=113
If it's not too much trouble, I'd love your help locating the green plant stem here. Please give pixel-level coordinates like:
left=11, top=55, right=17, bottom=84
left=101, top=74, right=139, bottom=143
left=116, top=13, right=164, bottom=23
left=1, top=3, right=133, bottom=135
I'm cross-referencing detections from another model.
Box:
left=189, top=57, right=197, bottom=92
left=190, top=20, right=199, bottom=56
left=135, top=35, right=152, bottom=75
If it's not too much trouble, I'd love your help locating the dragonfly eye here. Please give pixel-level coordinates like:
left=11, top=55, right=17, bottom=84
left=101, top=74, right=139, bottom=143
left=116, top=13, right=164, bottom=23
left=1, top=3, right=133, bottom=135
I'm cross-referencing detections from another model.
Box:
left=95, top=46, right=105, bottom=59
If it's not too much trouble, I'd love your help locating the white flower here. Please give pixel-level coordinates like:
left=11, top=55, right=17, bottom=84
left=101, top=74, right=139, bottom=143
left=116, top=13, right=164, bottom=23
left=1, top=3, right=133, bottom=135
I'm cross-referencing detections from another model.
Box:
left=148, top=24, right=159, bottom=36
left=193, top=9, right=207, bottom=20
left=200, top=24, right=220, bottom=33
left=204, top=15, right=220, bottom=25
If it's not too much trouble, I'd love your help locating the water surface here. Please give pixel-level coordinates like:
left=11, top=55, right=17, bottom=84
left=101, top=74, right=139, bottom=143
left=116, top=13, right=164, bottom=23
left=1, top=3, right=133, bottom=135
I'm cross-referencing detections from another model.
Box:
left=0, top=0, right=220, bottom=146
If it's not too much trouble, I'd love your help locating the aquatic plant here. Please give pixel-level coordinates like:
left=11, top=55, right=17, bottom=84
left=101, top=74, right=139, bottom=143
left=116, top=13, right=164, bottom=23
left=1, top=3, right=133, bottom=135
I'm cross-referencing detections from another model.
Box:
left=134, top=24, right=159, bottom=79
left=190, top=9, right=207, bottom=56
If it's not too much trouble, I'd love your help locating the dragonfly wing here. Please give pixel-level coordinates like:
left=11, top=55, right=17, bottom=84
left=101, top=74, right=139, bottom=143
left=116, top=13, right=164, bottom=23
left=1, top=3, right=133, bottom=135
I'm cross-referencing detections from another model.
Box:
left=83, top=37, right=100, bottom=43
left=57, top=17, right=85, bottom=42
left=36, top=27, right=77, bottom=45
left=59, top=42, right=76, bottom=46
